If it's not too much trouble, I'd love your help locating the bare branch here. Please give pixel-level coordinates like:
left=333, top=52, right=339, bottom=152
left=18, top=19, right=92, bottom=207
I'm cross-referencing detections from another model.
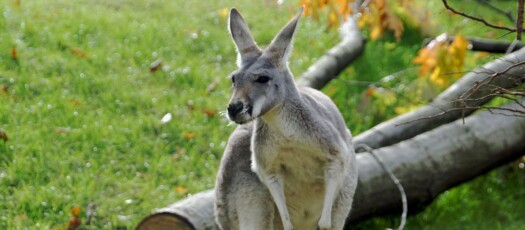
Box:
left=355, top=143, right=407, bottom=230
left=476, top=0, right=515, bottom=22
left=460, top=61, right=525, bottom=99
left=422, top=36, right=524, bottom=53
left=396, top=103, right=525, bottom=126
left=442, top=0, right=516, bottom=33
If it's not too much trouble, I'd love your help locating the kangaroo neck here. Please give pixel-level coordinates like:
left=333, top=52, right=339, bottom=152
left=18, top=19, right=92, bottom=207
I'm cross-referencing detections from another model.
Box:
left=257, top=87, right=310, bottom=137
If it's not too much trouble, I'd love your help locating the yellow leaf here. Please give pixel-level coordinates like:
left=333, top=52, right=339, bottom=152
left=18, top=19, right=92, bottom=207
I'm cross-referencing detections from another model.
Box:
left=475, top=51, right=490, bottom=60
left=183, top=132, right=195, bottom=140
left=175, top=186, right=188, bottom=193
left=10, top=46, right=18, bottom=60
left=218, top=7, right=228, bottom=19
left=328, top=11, right=339, bottom=28
left=429, top=67, right=443, bottom=87
left=413, top=33, right=466, bottom=88
left=202, top=108, right=217, bottom=117
left=413, top=46, right=438, bottom=75
left=448, top=34, right=468, bottom=72
left=394, top=104, right=419, bottom=115
left=386, top=12, right=404, bottom=41
left=370, top=24, right=383, bottom=41
left=70, top=48, right=87, bottom=58
left=70, top=206, right=81, bottom=218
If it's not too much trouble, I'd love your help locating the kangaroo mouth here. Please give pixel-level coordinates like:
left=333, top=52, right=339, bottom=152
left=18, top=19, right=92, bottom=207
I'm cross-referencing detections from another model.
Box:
left=227, top=103, right=254, bottom=124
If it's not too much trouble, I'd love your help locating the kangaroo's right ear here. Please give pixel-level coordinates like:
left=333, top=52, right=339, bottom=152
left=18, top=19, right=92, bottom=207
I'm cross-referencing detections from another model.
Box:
left=229, top=8, right=261, bottom=67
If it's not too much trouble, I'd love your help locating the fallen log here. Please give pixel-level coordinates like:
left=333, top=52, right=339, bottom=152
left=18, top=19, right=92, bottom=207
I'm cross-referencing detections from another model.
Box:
left=295, top=16, right=364, bottom=90
left=137, top=100, right=525, bottom=229
left=353, top=47, right=525, bottom=149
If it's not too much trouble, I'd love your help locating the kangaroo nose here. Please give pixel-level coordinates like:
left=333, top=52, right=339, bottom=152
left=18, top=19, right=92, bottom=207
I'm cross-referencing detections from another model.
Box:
left=227, top=102, right=244, bottom=118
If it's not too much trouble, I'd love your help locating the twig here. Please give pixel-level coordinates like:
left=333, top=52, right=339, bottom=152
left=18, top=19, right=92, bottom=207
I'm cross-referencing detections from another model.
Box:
left=395, top=103, right=525, bottom=126
left=86, top=202, right=96, bottom=225
left=506, top=40, right=521, bottom=54
left=355, top=144, right=407, bottom=230
left=442, top=0, right=516, bottom=33
left=461, top=61, right=525, bottom=100
left=476, top=0, right=515, bottom=22
left=517, top=0, right=524, bottom=41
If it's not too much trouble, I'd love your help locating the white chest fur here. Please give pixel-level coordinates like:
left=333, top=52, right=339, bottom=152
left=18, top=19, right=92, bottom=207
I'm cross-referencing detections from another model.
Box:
left=251, top=120, right=333, bottom=228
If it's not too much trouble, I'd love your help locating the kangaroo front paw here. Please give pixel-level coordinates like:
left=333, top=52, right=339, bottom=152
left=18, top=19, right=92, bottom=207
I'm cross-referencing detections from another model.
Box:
left=318, top=217, right=331, bottom=230
left=283, top=222, right=294, bottom=230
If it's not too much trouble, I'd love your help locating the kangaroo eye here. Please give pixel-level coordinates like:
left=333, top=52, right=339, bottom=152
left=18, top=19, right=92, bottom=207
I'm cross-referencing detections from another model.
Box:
left=231, top=76, right=236, bottom=84
left=255, top=76, right=270, bottom=83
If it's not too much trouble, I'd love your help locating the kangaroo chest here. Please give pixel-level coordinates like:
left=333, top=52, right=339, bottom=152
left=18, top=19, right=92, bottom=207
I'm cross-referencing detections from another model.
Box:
left=252, top=126, right=329, bottom=228
left=253, top=131, right=328, bottom=181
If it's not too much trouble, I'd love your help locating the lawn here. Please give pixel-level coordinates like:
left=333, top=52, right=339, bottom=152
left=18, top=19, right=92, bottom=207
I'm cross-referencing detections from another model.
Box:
left=0, top=0, right=524, bottom=229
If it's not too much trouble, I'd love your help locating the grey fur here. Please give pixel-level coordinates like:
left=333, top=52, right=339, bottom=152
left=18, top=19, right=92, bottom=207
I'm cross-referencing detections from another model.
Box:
left=215, top=8, right=357, bottom=230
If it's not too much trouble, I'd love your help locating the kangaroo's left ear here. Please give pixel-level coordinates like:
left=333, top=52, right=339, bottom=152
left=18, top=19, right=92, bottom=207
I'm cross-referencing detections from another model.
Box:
left=266, top=7, right=303, bottom=66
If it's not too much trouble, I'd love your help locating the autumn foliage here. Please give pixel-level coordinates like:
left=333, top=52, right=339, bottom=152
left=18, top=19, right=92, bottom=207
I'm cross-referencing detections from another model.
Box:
left=67, top=206, right=82, bottom=230
left=300, top=0, right=471, bottom=114
left=300, top=0, right=407, bottom=41
left=413, top=33, right=470, bottom=88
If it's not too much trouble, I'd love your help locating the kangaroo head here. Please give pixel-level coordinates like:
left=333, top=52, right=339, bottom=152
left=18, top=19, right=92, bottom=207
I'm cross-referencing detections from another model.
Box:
left=226, top=8, right=303, bottom=124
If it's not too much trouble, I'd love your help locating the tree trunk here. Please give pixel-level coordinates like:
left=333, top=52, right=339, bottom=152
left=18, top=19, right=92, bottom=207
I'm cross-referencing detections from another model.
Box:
left=350, top=100, right=525, bottom=221
left=137, top=100, right=525, bottom=229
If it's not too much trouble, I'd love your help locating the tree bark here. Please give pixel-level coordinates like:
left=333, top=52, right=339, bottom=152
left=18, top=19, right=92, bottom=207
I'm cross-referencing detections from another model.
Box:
left=137, top=100, right=525, bottom=229
left=353, top=47, right=525, bottom=150
left=350, top=100, right=525, bottom=222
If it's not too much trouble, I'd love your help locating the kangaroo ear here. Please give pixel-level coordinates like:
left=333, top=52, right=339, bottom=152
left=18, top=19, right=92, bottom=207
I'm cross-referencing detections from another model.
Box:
left=229, top=8, right=261, bottom=67
left=266, top=7, right=303, bottom=66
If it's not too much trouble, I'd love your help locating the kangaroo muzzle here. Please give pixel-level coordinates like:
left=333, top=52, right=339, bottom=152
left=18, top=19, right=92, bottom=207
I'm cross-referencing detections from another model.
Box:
left=227, top=101, right=253, bottom=124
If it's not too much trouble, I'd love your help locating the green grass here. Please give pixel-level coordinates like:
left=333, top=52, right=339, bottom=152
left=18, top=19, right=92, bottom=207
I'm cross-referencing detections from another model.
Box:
left=0, top=0, right=524, bottom=229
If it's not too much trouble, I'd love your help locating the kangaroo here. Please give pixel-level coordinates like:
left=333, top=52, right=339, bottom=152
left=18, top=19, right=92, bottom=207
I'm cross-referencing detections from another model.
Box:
left=215, top=7, right=358, bottom=230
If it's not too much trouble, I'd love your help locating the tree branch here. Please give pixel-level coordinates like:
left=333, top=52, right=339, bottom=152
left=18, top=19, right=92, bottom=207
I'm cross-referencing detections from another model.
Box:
left=355, top=143, right=407, bottom=230
left=460, top=61, right=525, bottom=99
left=442, top=0, right=516, bottom=33
left=476, top=0, right=515, bottom=22
left=517, top=0, right=524, bottom=41
left=422, top=36, right=524, bottom=53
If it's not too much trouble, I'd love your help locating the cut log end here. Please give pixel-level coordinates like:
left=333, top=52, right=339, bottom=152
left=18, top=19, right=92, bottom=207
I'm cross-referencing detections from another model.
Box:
left=137, top=213, right=195, bottom=230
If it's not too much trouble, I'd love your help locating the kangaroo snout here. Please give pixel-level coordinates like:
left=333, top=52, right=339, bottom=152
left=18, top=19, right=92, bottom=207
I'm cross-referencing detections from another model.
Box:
left=227, top=101, right=253, bottom=123
left=227, top=102, right=244, bottom=117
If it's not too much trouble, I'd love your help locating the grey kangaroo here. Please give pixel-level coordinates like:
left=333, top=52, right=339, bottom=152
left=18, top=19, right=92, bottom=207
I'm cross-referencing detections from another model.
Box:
left=215, top=7, right=358, bottom=230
